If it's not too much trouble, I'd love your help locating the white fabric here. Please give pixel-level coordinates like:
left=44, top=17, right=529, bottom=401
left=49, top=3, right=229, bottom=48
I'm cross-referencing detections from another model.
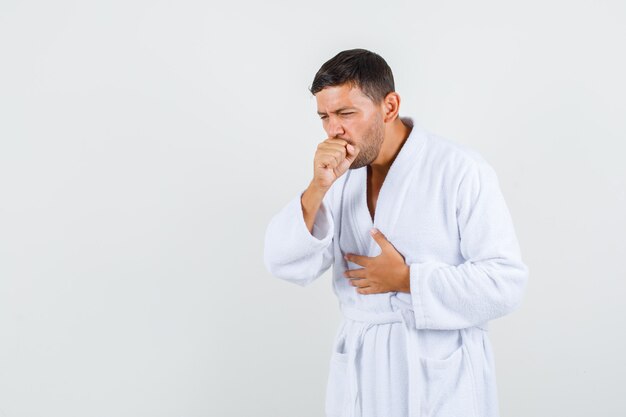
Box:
left=263, top=116, right=529, bottom=417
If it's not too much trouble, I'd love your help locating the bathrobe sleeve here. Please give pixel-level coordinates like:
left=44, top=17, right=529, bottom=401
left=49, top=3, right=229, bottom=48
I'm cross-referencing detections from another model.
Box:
left=263, top=187, right=335, bottom=287
left=409, top=158, right=529, bottom=330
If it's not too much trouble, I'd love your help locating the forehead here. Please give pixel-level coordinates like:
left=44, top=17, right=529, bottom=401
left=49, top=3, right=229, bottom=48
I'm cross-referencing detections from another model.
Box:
left=315, top=83, right=372, bottom=113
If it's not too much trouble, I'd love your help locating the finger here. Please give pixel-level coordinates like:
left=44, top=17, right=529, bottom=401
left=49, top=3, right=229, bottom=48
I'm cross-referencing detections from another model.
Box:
left=316, top=144, right=346, bottom=167
left=344, top=253, right=371, bottom=267
left=318, top=146, right=346, bottom=165
left=344, top=268, right=366, bottom=279
left=319, top=153, right=342, bottom=169
left=318, top=142, right=349, bottom=154
left=334, top=147, right=348, bottom=163
left=356, top=285, right=373, bottom=294
left=322, top=144, right=350, bottom=166
left=324, top=138, right=350, bottom=146
left=321, top=140, right=359, bottom=164
left=351, top=279, right=369, bottom=288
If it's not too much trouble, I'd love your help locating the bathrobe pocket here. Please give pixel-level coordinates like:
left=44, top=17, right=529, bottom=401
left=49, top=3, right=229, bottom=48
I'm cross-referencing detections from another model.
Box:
left=325, top=329, right=349, bottom=417
left=420, top=332, right=478, bottom=417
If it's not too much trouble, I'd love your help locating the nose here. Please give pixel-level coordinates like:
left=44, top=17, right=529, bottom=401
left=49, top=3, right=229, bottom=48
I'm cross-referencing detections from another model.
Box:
left=327, top=117, right=345, bottom=138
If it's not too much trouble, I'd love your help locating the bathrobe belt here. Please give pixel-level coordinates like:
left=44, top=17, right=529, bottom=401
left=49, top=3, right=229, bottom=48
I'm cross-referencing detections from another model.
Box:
left=340, top=305, right=425, bottom=417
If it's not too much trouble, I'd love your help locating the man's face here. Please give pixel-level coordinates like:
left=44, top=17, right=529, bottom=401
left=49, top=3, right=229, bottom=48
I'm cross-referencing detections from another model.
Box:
left=315, top=83, right=385, bottom=169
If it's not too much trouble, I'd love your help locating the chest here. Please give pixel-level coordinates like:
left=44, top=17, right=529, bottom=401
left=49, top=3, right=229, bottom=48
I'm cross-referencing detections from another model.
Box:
left=338, top=166, right=462, bottom=263
left=366, top=167, right=385, bottom=223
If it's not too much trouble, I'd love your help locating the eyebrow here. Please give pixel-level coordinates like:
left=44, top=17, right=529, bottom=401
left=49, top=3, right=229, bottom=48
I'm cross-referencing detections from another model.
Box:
left=316, top=107, right=357, bottom=115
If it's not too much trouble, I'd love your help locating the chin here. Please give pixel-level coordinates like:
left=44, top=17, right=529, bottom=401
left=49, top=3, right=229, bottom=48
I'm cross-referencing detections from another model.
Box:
left=349, top=160, right=367, bottom=170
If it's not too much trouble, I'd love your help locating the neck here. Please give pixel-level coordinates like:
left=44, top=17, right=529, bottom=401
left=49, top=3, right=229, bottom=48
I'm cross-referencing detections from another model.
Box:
left=370, top=116, right=411, bottom=173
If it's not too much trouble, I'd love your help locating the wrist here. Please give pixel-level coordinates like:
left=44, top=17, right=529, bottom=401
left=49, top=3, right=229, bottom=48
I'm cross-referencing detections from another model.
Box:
left=399, top=264, right=411, bottom=293
left=308, top=180, right=331, bottom=196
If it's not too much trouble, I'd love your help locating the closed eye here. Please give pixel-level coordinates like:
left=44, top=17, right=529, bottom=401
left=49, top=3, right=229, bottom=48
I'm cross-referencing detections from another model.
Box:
left=319, top=112, right=354, bottom=120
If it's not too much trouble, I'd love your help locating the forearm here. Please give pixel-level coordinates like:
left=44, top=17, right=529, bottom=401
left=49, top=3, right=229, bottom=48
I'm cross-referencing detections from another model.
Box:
left=301, top=180, right=330, bottom=234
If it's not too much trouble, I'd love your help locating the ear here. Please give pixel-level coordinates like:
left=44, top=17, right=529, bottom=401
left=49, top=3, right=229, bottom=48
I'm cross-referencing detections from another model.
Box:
left=382, top=92, right=401, bottom=123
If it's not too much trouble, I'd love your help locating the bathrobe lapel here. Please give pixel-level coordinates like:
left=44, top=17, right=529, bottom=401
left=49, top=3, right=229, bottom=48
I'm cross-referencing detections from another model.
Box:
left=347, top=118, right=428, bottom=257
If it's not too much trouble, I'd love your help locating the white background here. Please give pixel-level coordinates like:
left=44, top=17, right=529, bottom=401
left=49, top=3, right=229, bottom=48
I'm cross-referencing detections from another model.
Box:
left=1, top=1, right=625, bottom=416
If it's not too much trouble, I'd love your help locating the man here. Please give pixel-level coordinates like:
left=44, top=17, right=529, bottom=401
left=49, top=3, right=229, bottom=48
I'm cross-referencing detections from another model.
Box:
left=263, top=48, right=528, bottom=417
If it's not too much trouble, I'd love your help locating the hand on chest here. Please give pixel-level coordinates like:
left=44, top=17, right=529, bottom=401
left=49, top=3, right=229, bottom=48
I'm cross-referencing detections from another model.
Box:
left=339, top=166, right=460, bottom=263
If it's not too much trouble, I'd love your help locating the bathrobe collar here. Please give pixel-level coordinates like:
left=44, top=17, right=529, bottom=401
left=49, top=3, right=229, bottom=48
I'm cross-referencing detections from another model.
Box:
left=346, top=115, right=428, bottom=257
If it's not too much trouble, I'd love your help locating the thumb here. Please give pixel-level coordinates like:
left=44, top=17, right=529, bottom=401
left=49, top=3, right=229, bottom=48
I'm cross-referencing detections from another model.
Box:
left=370, top=228, right=392, bottom=250
left=346, top=143, right=360, bottom=161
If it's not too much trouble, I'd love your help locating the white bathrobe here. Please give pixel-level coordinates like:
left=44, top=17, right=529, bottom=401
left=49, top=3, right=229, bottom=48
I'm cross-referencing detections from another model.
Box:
left=263, top=116, right=529, bottom=417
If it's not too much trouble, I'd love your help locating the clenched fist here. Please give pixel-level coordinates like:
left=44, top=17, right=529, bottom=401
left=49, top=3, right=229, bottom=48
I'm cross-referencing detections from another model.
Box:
left=312, top=138, right=360, bottom=190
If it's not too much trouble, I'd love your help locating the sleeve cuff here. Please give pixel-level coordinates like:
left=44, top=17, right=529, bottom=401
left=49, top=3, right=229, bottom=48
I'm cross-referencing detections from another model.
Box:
left=409, top=261, right=448, bottom=328
left=271, top=191, right=333, bottom=257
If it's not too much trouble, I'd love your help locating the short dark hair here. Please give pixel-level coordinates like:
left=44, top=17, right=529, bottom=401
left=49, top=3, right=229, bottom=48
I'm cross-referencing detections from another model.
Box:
left=309, top=48, right=395, bottom=104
